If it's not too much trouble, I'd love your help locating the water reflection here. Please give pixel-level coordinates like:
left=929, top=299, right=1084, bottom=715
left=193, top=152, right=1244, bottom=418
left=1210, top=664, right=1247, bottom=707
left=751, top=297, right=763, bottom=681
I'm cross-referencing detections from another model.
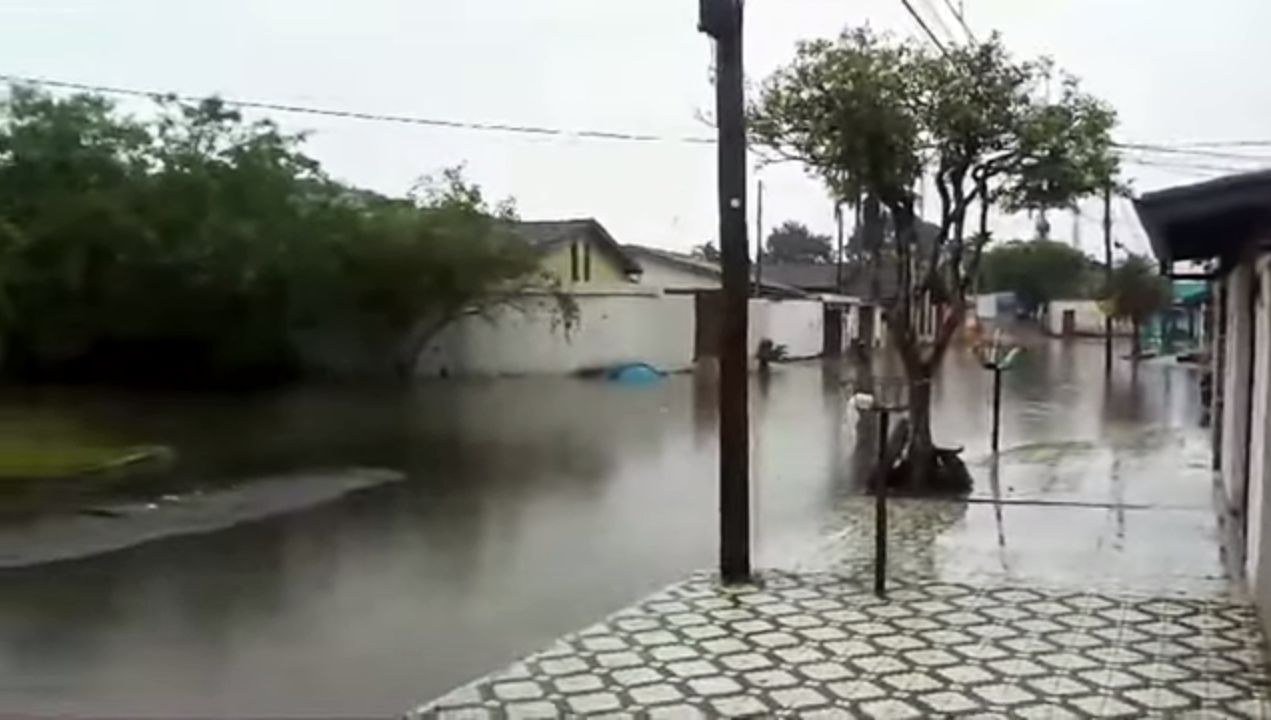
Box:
left=0, top=341, right=1209, bottom=718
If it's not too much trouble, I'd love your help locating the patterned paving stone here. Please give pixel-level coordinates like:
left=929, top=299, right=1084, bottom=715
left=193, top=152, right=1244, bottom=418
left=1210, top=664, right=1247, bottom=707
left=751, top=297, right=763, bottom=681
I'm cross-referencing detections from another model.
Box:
left=408, top=571, right=1270, bottom=719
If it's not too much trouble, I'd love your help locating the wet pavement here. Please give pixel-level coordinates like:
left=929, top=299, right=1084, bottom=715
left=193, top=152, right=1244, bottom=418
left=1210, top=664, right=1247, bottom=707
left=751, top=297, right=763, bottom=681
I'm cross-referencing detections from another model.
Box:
left=0, top=338, right=1241, bottom=718
left=415, top=573, right=1267, bottom=719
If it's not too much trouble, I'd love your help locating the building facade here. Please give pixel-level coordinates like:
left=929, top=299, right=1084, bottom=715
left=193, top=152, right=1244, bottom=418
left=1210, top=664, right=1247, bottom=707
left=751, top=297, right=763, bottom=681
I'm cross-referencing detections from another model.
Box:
left=1135, top=170, right=1271, bottom=633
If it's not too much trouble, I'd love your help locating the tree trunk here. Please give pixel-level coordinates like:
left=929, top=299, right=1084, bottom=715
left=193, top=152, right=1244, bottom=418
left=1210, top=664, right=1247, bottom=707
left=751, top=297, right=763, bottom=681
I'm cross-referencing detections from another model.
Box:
left=907, top=370, right=936, bottom=490
left=1131, top=319, right=1141, bottom=360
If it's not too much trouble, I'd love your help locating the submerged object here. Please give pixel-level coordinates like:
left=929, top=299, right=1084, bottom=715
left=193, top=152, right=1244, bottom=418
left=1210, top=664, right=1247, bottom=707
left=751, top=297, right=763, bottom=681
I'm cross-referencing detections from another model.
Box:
left=606, top=362, right=665, bottom=384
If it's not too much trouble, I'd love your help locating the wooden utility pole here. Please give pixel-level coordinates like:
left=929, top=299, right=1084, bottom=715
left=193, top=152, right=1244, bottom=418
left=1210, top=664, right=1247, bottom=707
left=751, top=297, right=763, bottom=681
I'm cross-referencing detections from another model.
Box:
left=755, top=178, right=764, bottom=296
left=699, top=0, right=751, bottom=584
left=1103, top=185, right=1113, bottom=375
left=835, top=203, right=845, bottom=293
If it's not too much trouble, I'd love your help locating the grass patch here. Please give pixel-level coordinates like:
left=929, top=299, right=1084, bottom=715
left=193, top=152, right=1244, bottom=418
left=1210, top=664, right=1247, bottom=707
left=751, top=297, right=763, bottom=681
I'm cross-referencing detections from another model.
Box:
left=0, top=441, right=166, bottom=480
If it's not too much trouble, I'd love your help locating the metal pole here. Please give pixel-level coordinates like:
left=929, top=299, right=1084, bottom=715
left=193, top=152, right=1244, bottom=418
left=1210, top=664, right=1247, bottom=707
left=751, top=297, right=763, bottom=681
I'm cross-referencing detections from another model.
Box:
left=874, top=407, right=889, bottom=597
left=711, top=0, right=751, bottom=584
left=1103, top=185, right=1113, bottom=375
left=991, top=365, right=1003, bottom=455
left=755, top=178, right=764, bottom=297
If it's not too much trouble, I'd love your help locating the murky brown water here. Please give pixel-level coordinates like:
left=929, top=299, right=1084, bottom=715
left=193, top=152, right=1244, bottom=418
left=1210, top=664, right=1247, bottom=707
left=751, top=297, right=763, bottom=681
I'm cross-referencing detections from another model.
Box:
left=0, top=339, right=1205, bottom=719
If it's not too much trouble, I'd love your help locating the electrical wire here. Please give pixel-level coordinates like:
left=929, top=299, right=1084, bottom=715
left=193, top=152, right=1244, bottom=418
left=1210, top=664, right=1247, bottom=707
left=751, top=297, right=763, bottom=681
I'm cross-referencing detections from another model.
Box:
left=1121, top=156, right=1270, bottom=175
left=11, top=72, right=1271, bottom=176
left=0, top=74, right=717, bottom=146
left=939, top=0, right=977, bottom=43
left=896, top=0, right=950, bottom=54
left=914, top=0, right=959, bottom=46
left=1114, top=142, right=1271, bottom=163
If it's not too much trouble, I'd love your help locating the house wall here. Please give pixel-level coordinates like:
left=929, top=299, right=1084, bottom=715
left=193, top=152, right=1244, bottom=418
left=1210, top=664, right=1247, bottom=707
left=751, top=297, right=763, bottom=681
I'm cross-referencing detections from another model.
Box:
left=636, top=259, right=720, bottom=293
left=1221, top=263, right=1255, bottom=520
left=1246, top=256, right=1271, bottom=608
left=749, top=299, right=824, bottom=359
left=415, top=287, right=695, bottom=377
left=1045, top=300, right=1132, bottom=336
left=976, top=294, right=1000, bottom=320
left=540, top=239, right=630, bottom=286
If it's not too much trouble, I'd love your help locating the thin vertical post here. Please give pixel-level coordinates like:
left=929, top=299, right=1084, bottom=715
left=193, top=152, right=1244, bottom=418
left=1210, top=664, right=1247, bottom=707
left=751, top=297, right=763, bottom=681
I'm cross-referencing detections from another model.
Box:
left=755, top=178, right=764, bottom=296
left=835, top=203, right=845, bottom=294
left=991, top=366, right=1003, bottom=455
left=1103, top=185, right=1114, bottom=375
left=874, top=408, right=889, bottom=597
left=709, top=0, right=751, bottom=584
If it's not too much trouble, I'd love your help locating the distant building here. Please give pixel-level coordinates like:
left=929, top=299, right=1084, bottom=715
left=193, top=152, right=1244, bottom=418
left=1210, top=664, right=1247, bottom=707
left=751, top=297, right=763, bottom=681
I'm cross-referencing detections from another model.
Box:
left=1045, top=299, right=1131, bottom=337
left=624, top=245, right=839, bottom=359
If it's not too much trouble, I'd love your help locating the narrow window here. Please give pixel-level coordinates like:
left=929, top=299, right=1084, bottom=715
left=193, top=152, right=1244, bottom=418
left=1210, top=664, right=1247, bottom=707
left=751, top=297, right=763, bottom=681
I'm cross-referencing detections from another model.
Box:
left=584, top=242, right=592, bottom=282
left=570, top=242, right=580, bottom=282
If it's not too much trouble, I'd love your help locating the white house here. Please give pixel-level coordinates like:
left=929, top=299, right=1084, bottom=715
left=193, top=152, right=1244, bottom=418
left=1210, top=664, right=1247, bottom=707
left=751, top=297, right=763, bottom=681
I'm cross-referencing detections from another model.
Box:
left=1045, top=299, right=1134, bottom=337
left=1136, top=170, right=1271, bottom=634
left=624, top=245, right=879, bottom=359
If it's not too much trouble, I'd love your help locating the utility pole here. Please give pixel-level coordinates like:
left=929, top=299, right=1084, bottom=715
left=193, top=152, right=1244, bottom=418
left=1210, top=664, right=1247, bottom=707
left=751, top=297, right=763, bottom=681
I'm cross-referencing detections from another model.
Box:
left=835, top=203, right=845, bottom=294
left=699, top=0, right=751, bottom=584
left=755, top=178, right=764, bottom=296
left=1103, top=184, right=1113, bottom=375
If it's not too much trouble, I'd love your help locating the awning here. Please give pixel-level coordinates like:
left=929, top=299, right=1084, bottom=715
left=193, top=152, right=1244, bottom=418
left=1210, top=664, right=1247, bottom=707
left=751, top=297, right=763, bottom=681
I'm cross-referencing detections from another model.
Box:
left=1133, top=169, right=1271, bottom=264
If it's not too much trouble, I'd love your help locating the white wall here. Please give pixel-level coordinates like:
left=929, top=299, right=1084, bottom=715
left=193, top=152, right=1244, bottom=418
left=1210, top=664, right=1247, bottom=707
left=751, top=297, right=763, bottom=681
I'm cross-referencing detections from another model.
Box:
left=976, top=294, right=999, bottom=320
left=416, top=288, right=695, bottom=377
left=636, top=258, right=720, bottom=293
left=1247, top=256, right=1271, bottom=595
left=1222, top=264, right=1255, bottom=516
left=1046, top=300, right=1132, bottom=336
left=749, top=299, right=824, bottom=359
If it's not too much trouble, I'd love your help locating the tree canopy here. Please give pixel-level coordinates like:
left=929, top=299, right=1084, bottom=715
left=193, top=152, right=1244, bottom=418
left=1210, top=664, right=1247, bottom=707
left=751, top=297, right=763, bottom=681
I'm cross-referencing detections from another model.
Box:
left=1102, top=254, right=1171, bottom=355
left=978, top=240, right=1093, bottom=316
left=750, top=27, right=1119, bottom=490
left=0, top=85, right=561, bottom=384
left=765, top=220, right=833, bottom=263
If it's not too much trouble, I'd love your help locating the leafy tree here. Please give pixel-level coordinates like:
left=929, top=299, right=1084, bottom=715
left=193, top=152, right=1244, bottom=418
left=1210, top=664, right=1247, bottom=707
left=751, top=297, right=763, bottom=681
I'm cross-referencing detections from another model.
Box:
left=691, top=242, right=721, bottom=262
left=750, top=29, right=1118, bottom=489
left=1102, top=254, right=1170, bottom=358
left=978, top=240, right=1092, bottom=317
left=765, top=220, right=833, bottom=263
left=0, top=85, right=567, bottom=384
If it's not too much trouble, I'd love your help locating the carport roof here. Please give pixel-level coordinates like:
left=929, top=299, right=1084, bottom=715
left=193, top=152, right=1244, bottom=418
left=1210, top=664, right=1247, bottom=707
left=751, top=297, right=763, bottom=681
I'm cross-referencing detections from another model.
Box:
left=1134, top=169, right=1271, bottom=264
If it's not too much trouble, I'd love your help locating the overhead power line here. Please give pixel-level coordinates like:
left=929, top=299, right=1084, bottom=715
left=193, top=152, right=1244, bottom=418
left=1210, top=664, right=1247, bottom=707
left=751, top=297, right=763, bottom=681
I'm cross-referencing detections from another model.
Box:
left=0, top=74, right=716, bottom=146
left=914, top=0, right=959, bottom=45
left=1121, top=156, right=1270, bottom=176
left=11, top=72, right=1271, bottom=176
left=1114, top=141, right=1271, bottom=163
left=897, top=0, right=950, bottom=54
left=939, top=0, right=978, bottom=43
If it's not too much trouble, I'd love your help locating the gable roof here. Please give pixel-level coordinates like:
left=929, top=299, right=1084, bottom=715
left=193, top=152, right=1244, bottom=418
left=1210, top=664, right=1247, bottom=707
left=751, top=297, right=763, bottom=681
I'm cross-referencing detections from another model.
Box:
left=514, top=219, right=642, bottom=275
left=623, top=245, right=811, bottom=298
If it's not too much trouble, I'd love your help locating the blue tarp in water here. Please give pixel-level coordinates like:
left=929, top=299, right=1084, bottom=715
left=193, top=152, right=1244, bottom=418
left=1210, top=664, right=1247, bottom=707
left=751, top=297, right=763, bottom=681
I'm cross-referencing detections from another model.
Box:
left=606, top=363, right=664, bottom=384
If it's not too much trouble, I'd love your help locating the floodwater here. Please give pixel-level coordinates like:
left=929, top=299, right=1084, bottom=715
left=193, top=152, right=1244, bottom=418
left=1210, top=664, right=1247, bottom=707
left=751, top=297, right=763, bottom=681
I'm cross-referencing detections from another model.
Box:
left=0, top=338, right=1208, bottom=719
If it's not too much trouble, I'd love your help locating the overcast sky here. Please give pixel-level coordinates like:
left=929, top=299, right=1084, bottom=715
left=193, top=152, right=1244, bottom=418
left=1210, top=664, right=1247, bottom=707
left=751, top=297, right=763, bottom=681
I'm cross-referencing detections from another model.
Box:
left=3, top=0, right=1271, bottom=257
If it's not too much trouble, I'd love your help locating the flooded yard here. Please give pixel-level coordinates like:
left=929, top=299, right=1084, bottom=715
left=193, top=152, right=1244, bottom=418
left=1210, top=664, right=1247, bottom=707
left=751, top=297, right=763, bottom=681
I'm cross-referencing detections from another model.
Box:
left=0, top=339, right=1211, bottom=718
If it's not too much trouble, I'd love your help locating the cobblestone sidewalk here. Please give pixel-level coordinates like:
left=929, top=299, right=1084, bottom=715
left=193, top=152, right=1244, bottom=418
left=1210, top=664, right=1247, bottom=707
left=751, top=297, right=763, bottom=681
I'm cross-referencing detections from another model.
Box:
left=410, top=571, right=1269, bottom=719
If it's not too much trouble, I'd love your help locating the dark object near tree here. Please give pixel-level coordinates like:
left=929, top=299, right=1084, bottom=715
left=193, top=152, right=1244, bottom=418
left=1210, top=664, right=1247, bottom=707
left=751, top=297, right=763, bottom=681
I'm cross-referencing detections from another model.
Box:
left=865, top=417, right=972, bottom=496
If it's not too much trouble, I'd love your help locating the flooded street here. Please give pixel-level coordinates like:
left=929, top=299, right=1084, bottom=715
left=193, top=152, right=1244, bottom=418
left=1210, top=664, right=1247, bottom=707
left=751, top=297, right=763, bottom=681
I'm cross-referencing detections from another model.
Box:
left=0, top=339, right=1210, bottom=719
